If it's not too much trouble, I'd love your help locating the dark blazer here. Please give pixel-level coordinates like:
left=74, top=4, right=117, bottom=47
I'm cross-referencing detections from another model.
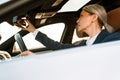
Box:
left=35, top=29, right=120, bottom=50
left=102, top=32, right=120, bottom=42
left=78, top=30, right=110, bottom=46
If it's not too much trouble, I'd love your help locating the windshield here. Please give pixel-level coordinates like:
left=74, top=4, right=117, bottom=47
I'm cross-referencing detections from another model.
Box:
left=0, top=22, right=20, bottom=44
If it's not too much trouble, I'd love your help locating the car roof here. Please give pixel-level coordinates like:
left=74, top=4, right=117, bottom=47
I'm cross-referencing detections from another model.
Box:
left=0, top=0, right=68, bottom=23
left=0, top=0, right=120, bottom=24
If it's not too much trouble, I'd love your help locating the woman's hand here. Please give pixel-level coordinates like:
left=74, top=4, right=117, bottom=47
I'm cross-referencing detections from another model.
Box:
left=20, top=51, right=34, bottom=56
left=22, top=19, right=36, bottom=32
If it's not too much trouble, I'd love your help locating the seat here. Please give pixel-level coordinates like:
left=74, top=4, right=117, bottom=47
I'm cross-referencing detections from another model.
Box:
left=107, top=7, right=120, bottom=32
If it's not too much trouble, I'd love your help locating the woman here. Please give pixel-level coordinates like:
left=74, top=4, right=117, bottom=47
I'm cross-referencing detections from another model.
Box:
left=20, top=4, right=114, bottom=56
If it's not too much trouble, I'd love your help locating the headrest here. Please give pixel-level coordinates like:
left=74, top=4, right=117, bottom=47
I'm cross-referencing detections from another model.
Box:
left=107, top=7, right=120, bottom=31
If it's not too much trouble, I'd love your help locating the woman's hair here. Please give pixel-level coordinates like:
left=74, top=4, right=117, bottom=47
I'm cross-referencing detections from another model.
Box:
left=82, top=4, right=114, bottom=33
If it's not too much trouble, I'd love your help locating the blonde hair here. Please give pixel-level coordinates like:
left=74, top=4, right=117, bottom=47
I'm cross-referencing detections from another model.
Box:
left=82, top=4, right=114, bottom=33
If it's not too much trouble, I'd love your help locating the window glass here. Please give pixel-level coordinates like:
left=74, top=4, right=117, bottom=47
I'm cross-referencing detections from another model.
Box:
left=0, top=0, right=10, bottom=4
left=14, top=23, right=65, bottom=51
left=0, top=22, right=20, bottom=44
left=59, top=0, right=90, bottom=12
left=72, top=29, right=88, bottom=44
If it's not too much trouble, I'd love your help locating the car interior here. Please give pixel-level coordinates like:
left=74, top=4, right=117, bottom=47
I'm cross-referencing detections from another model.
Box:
left=0, top=0, right=120, bottom=59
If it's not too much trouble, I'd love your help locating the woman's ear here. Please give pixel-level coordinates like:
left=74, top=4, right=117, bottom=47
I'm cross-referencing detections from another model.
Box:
left=92, top=14, right=98, bottom=22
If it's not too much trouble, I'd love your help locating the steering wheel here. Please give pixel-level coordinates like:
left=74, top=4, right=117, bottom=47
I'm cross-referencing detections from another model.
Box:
left=14, top=33, right=28, bottom=52
left=0, top=51, right=11, bottom=62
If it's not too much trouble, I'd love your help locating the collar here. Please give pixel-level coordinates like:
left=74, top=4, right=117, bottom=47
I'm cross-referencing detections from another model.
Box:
left=86, top=32, right=100, bottom=46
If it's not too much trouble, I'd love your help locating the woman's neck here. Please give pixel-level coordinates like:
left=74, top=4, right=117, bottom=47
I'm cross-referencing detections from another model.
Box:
left=85, top=24, right=102, bottom=38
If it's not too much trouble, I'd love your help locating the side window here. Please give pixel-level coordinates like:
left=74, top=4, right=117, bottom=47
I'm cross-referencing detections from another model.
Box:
left=72, top=29, right=80, bottom=43
left=14, top=23, right=65, bottom=51
left=72, top=29, right=88, bottom=44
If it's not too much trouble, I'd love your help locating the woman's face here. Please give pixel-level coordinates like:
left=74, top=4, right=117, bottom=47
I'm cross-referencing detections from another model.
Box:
left=76, top=10, right=93, bottom=34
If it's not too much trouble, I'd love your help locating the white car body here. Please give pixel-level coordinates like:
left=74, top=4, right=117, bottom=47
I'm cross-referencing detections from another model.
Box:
left=0, top=41, right=120, bottom=80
